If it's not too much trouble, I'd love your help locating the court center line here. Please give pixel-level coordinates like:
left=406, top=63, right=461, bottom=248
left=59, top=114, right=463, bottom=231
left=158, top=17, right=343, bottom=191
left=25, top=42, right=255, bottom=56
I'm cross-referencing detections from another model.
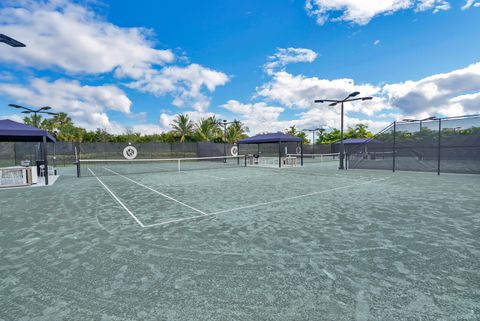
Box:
left=144, top=177, right=389, bottom=228
left=103, top=167, right=207, bottom=216
left=88, top=168, right=144, bottom=228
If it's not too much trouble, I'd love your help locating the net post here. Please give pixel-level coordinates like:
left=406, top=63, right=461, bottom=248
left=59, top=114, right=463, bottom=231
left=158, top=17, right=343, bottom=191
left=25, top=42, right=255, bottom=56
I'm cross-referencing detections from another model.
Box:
left=177, top=159, right=181, bottom=172
left=392, top=121, right=396, bottom=173
left=300, top=142, right=304, bottom=166
left=437, top=118, right=442, bottom=175
left=76, top=161, right=81, bottom=177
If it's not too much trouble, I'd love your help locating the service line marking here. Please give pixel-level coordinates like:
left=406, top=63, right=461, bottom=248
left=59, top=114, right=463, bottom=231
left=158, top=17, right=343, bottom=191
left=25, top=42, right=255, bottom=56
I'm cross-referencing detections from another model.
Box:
left=88, top=168, right=144, bottom=227
left=144, top=177, right=389, bottom=228
left=104, top=167, right=207, bottom=216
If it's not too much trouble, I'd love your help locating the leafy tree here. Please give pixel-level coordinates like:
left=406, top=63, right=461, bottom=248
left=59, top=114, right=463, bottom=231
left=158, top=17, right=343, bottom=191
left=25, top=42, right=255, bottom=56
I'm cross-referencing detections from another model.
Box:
left=316, top=123, right=374, bottom=144
left=285, top=125, right=310, bottom=144
left=171, top=114, right=194, bottom=143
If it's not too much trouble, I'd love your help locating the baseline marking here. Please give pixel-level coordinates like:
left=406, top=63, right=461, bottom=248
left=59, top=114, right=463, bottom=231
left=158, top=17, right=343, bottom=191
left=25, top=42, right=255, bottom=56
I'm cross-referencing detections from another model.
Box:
left=104, top=167, right=207, bottom=216
left=144, top=177, right=389, bottom=228
left=88, top=168, right=144, bottom=227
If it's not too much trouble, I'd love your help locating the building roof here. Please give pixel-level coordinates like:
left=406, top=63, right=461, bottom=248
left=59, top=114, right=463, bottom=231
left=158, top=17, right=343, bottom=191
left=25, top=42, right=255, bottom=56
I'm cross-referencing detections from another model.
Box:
left=0, top=119, right=56, bottom=142
left=333, top=138, right=372, bottom=145
left=237, top=132, right=303, bottom=144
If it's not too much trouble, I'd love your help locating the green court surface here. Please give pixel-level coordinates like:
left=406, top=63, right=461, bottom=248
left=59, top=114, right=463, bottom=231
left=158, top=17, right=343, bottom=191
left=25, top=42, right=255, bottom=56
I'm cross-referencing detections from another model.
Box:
left=1, top=162, right=479, bottom=320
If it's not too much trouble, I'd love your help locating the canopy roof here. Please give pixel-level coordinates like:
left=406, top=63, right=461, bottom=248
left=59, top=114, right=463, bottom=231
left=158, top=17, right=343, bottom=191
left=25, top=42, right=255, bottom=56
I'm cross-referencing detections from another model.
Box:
left=0, top=119, right=56, bottom=142
left=334, top=138, right=372, bottom=145
left=238, top=132, right=303, bottom=144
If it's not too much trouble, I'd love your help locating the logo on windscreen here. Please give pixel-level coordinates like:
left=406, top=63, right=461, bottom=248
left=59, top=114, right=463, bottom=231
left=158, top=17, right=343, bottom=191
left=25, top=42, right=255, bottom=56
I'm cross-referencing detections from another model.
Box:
left=230, top=145, right=238, bottom=156
left=123, top=145, right=138, bottom=159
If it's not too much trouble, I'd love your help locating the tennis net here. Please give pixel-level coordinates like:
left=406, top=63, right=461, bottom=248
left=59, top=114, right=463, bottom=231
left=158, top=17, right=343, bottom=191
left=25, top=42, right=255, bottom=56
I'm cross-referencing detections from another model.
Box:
left=286, top=153, right=340, bottom=163
left=77, top=155, right=246, bottom=177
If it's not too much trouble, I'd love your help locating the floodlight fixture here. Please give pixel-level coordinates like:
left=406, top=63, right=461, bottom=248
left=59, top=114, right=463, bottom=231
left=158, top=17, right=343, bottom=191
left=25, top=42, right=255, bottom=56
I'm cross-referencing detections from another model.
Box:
left=348, top=91, right=360, bottom=98
left=313, top=92, right=374, bottom=169
left=0, top=34, right=26, bottom=47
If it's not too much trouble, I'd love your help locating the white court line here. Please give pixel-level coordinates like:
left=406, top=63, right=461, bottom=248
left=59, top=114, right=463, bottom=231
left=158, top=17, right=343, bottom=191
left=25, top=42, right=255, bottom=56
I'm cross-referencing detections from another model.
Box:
left=144, top=177, right=389, bottom=228
left=104, top=167, right=207, bottom=216
left=88, top=168, right=144, bottom=227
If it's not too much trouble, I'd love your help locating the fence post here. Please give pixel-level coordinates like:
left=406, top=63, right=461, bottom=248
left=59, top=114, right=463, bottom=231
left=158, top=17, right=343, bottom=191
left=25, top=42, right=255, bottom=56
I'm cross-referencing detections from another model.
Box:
left=392, top=121, right=396, bottom=172
left=437, top=118, right=442, bottom=175
left=13, top=142, right=17, bottom=165
left=278, top=141, right=282, bottom=168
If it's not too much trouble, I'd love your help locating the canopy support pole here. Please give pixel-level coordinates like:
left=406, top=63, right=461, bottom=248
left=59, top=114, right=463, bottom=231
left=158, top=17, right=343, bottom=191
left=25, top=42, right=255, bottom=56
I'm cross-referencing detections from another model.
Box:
left=43, top=135, right=49, bottom=185
left=301, top=141, right=304, bottom=166
left=278, top=141, right=281, bottom=168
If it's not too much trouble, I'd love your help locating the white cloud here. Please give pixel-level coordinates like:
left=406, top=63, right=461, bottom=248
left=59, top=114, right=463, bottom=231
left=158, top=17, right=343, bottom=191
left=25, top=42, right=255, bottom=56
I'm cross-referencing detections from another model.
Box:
left=221, top=99, right=390, bottom=135
left=305, top=0, right=450, bottom=25
left=264, top=48, right=318, bottom=75
left=128, top=64, right=229, bottom=112
left=226, top=57, right=480, bottom=135
left=0, top=114, right=24, bottom=123
left=257, top=71, right=384, bottom=114
left=373, top=39, right=381, bottom=45
left=0, top=0, right=173, bottom=74
left=129, top=124, right=165, bottom=135
left=0, top=78, right=132, bottom=132
left=383, top=62, right=480, bottom=118
left=221, top=100, right=285, bottom=133
left=462, top=0, right=480, bottom=10
left=0, top=0, right=228, bottom=112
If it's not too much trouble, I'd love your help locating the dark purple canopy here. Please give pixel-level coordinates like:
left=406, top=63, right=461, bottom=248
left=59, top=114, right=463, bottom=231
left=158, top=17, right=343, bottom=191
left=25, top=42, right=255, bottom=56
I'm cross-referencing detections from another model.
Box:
left=0, top=119, right=56, bottom=142
left=238, top=132, right=303, bottom=144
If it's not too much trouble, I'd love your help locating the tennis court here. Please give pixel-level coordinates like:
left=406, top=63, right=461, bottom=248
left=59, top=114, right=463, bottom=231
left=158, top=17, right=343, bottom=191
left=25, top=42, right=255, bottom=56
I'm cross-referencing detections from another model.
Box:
left=1, top=156, right=479, bottom=320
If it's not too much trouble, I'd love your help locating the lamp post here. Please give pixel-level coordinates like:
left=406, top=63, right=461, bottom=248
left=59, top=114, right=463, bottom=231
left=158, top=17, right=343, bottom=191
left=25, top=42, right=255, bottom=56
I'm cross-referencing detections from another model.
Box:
left=217, top=119, right=239, bottom=161
left=302, top=127, right=321, bottom=155
left=0, top=34, right=26, bottom=47
left=8, top=104, right=58, bottom=127
left=402, top=116, right=436, bottom=131
left=314, top=92, right=373, bottom=169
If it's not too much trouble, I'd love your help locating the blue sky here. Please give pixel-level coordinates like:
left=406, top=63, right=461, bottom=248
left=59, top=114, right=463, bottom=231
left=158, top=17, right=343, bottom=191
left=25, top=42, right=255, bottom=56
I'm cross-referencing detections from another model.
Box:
left=0, top=0, right=479, bottom=136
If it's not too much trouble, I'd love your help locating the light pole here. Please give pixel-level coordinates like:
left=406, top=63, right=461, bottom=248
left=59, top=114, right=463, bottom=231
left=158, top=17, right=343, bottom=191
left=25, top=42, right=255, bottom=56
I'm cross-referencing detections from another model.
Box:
left=217, top=119, right=239, bottom=161
left=314, top=92, right=373, bottom=169
left=9, top=104, right=58, bottom=127
left=0, top=34, right=26, bottom=47
left=402, top=116, right=436, bottom=131
left=302, top=127, right=321, bottom=155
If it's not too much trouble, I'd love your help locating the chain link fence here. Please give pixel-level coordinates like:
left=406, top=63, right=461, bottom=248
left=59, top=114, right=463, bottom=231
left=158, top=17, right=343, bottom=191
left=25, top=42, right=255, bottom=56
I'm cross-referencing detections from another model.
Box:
left=348, top=115, right=480, bottom=174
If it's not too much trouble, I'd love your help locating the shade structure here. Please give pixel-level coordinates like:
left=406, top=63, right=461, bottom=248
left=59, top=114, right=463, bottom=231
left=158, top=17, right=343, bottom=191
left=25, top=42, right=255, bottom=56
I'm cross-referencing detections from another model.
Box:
left=237, top=132, right=303, bottom=168
left=237, top=132, right=303, bottom=144
left=0, top=119, right=55, bottom=185
left=0, top=119, right=56, bottom=142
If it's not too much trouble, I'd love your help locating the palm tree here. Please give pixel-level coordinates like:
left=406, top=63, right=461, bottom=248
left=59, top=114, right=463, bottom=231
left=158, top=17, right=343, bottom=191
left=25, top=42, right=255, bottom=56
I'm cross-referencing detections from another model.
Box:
left=195, top=116, right=220, bottom=141
left=171, top=114, right=194, bottom=143
left=23, top=114, right=45, bottom=128
left=226, top=121, right=249, bottom=143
